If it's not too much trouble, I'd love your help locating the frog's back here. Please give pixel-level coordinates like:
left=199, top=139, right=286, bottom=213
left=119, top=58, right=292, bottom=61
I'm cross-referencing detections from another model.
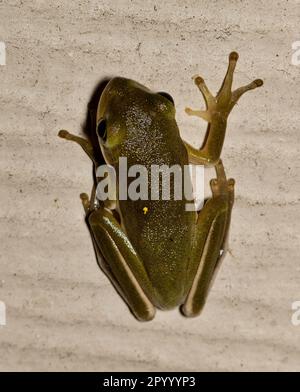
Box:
left=115, top=86, right=195, bottom=309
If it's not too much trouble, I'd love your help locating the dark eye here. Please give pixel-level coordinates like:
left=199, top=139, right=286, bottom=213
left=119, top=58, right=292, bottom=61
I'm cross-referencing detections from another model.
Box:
left=97, top=119, right=107, bottom=141
left=158, top=91, right=174, bottom=105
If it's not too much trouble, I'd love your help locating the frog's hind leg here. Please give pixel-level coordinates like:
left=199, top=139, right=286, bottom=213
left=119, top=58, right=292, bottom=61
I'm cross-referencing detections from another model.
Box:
left=82, top=195, right=156, bottom=321
left=58, top=131, right=153, bottom=319
left=181, top=160, right=235, bottom=317
left=185, top=52, right=263, bottom=166
left=80, top=193, right=123, bottom=309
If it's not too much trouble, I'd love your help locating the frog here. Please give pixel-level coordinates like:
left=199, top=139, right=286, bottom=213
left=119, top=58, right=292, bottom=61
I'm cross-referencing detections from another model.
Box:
left=58, top=52, right=263, bottom=321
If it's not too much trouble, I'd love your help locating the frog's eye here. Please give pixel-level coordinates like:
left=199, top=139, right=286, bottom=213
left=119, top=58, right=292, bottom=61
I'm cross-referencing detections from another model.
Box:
left=97, top=119, right=107, bottom=141
left=158, top=91, right=174, bottom=105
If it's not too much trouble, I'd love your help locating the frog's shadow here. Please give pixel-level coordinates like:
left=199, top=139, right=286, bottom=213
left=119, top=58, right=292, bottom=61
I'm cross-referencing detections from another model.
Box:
left=81, top=78, right=109, bottom=167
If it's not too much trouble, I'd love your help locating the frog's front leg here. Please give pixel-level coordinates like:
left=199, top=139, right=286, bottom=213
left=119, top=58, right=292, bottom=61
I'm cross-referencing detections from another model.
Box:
left=58, top=131, right=154, bottom=320
left=185, top=52, right=263, bottom=166
left=86, top=199, right=156, bottom=321
left=182, top=160, right=235, bottom=317
left=58, top=130, right=98, bottom=165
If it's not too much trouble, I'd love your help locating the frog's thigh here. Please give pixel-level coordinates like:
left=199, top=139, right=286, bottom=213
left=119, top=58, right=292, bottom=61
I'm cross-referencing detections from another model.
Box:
left=88, top=208, right=156, bottom=321
left=182, top=199, right=228, bottom=317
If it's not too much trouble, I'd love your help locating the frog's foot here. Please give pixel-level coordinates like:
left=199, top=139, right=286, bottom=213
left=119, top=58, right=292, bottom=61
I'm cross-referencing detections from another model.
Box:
left=210, top=159, right=235, bottom=199
left=80, top=192, right=91, bottom=214
left=184, top=52, right=263, bottom=166
left=80, top=184, right=102, bottom=215
left=185, top=52, right=263, bottom=121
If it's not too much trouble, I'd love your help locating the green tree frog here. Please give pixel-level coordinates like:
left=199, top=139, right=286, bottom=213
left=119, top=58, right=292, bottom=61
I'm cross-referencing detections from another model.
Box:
left=59, top=52, right=263, bottom=321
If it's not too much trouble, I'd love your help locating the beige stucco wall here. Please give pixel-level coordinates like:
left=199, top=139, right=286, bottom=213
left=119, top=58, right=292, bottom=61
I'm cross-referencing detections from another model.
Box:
left=0, top=0, right=299, bottom=371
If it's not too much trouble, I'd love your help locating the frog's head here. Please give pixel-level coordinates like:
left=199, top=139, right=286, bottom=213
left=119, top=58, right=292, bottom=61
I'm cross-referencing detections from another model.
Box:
left=96, top=77, right=176, bottom=165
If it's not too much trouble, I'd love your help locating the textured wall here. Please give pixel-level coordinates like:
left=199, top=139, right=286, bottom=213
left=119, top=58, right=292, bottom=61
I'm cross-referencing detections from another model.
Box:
left=0, top=0, right=299, bottom=371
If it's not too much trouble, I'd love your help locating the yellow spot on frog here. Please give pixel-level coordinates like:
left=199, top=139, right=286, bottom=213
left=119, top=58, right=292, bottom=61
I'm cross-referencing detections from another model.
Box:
left=143, top=207, right=148, bottom=215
